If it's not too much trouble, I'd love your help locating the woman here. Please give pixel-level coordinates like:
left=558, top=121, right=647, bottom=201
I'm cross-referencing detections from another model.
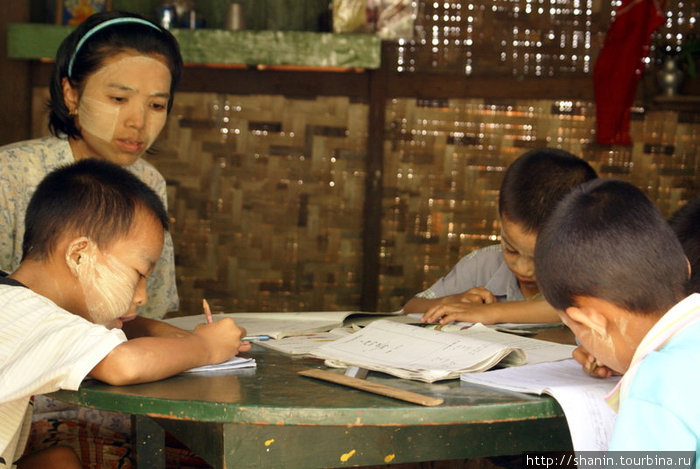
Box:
left=0, top=11, right=198, bottom=468
left=0, top=11, right=180, bottom=320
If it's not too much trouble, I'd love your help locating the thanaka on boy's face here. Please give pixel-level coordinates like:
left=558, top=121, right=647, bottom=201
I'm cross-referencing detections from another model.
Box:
left=64, top=51, right=171, bottom=167
left=558, top=297, right=647, bottom=374
left=500, top=215, right=539, bottom=298
left=559, top=310, right=624, bottom=373
left=74, top=208, right=164, bottom=329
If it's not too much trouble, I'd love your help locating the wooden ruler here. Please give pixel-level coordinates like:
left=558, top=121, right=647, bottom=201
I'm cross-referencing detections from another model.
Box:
left=298, top=368, right=444, bottom=407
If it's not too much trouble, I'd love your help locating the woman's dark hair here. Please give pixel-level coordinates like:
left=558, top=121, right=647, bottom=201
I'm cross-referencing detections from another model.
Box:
left=48, top=11, right=183, bottom=138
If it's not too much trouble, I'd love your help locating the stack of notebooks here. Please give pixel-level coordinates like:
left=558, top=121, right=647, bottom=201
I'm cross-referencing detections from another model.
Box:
left=167, top=311, right=575, bottom=381
left=167, top=310, right=621, bottom=452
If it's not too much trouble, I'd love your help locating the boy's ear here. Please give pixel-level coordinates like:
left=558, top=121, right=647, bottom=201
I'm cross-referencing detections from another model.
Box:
left=64, top=236, right=91, bottom=276
left=564, top=301, right=609, bottom=337
left=61, top=77, right=79, bottom=116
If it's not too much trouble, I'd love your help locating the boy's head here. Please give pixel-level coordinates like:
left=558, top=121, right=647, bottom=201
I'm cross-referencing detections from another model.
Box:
left=535, top=178, right=688, bottom=372
left=22, top=158, right=169, bottom=327
left=497, top=148, right=598, bottom=294
left=669, top=196, right=700, bottom=294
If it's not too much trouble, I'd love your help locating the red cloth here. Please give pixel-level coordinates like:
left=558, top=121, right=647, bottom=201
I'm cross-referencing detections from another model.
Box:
left=594, top=0, right=665, bottom=145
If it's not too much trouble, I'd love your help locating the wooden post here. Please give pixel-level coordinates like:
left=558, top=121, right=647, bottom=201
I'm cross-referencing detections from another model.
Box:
left=361, top=42, right=389, bottom=312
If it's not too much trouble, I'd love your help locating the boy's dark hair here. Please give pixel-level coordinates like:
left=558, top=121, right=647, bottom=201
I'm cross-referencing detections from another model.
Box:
left=535, top=178, right=688, bottom=314
left=498, top=148, right=598, bottom=233
left=49, top=11, right=183, bottom=138
left=22, top=158, right=169, bottom=261
left=669, top=196, right=700, bottom=294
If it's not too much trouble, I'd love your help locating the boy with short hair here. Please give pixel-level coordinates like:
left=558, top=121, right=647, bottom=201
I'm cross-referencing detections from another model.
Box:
left=670, top=196, right=700, bottom=295
left=0, top=159, right=250, bottom=468
left=403, top=148, right=598, bottom=324
left=535, top=178, right=699, bottom=450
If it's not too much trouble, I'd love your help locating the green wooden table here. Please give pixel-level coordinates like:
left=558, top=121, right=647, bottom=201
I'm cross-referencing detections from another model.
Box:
left=49, top=343, right=573, bottom=468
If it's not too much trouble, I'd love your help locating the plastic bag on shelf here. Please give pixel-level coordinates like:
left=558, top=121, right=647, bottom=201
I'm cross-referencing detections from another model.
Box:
left=333, top=0, right=369, bottom=33
left=372, top=0, right=417, bottom=40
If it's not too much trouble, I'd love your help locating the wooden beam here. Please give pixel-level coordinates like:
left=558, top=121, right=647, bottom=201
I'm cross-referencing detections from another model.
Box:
left=31, top=61, right=594, bottom=101
left=385, top=73, right=594, bottom=100
left=179, top=66, right=370, bottom=98
left=361, top=57, right=388, bottom=312
left=0, top=3, right=31, bottom=145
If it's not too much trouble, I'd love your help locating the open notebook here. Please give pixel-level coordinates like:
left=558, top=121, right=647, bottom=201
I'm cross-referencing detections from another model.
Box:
left=460, top=359, right=620, bottom=451
left=165, top=310, right=408, bottom=339
left=309, top=320, right=575, bottom=382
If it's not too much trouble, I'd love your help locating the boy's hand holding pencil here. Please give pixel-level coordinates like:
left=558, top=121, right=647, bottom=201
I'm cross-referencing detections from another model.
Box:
left=195, top=299, right=251, bottom=359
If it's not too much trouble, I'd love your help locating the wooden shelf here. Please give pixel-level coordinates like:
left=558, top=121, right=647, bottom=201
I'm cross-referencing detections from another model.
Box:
left=647, top=95, right=700, bottom=113
left=7, top=23, right=381, bottom=69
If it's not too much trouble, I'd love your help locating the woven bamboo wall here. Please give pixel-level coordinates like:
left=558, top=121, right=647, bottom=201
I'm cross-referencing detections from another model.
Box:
left=28, top=0, right=698, bottom=314
left=28, top=89, right=699, bottom=314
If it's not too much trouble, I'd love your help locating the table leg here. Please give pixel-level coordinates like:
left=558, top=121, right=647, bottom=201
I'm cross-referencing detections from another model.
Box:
left=131, top=415, right=166, bottom=469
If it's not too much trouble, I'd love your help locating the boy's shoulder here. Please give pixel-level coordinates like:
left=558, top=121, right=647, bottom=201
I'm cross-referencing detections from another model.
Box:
left=627, top=295, right=700, bottom=403
left=0, top=279, right=59, bottom=317
left=457, top=244, right=506, bottom=272
left=476, top=244, right=503, bottom=255
left=625, top=320, right=700, bottom=427
left=0, top=280, right=127, bottom=357
left=0, top=275, right=26, bottom=288
left=0, top=279, right=77, bottom=326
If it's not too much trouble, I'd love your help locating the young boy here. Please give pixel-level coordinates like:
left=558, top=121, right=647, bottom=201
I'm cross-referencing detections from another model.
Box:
left=0, top=159, right=250, bottom=468
left=574, top=195, right=700, bottom=379
left=403, top=148, right=598, bottom=325
left=670, top=196, right=700, bottom=295
left=535, top=178, right=699, bottom=450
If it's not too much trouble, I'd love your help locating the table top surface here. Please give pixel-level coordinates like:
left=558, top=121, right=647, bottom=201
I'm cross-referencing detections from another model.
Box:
left=50, top=326, right=575, bottom=427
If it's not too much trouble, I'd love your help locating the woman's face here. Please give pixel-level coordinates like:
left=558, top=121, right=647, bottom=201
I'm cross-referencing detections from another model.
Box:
left=64, top=51, right=172, bottom=166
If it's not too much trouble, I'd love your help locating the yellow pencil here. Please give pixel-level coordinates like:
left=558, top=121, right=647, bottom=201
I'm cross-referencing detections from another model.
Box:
left=202, top=298, right=213, bottom=324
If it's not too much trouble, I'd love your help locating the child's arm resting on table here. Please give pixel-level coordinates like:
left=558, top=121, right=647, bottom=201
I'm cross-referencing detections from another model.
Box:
left=89, top=318, right=250, bottom=385
left=403, top=286, right=498, bottom=316
left=421, top=297, right=560, bottom=325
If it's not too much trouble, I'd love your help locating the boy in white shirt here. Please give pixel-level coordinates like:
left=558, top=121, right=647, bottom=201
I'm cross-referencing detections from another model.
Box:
left=0, top=159, right=250, bottom=468
left=403, top=148, right=597, bottom=324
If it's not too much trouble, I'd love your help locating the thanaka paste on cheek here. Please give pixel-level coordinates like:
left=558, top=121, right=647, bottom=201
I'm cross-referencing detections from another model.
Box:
left=612, top=315, right=638, bottom=371
left=587, top=323, right=624, bottom=372
left=75, top=242, right=139, bottom=326
left=78, top=56, right=170, bottom=149
left=119, top=56, right=170, bottom=150
left=78, top=97, right=119, bottom=142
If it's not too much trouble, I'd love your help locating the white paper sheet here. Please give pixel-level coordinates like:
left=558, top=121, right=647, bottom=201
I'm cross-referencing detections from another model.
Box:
left=255, top=328, right=353, bottom=356
left=460, top=359, right=619, bottom=451
left=311, top=320, right=528, bottom=382
left=452, top=324, right=576, bottom=365
left=183, top=356, right=256, bottom=374
left=166, top=311, right=400, bottom=339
